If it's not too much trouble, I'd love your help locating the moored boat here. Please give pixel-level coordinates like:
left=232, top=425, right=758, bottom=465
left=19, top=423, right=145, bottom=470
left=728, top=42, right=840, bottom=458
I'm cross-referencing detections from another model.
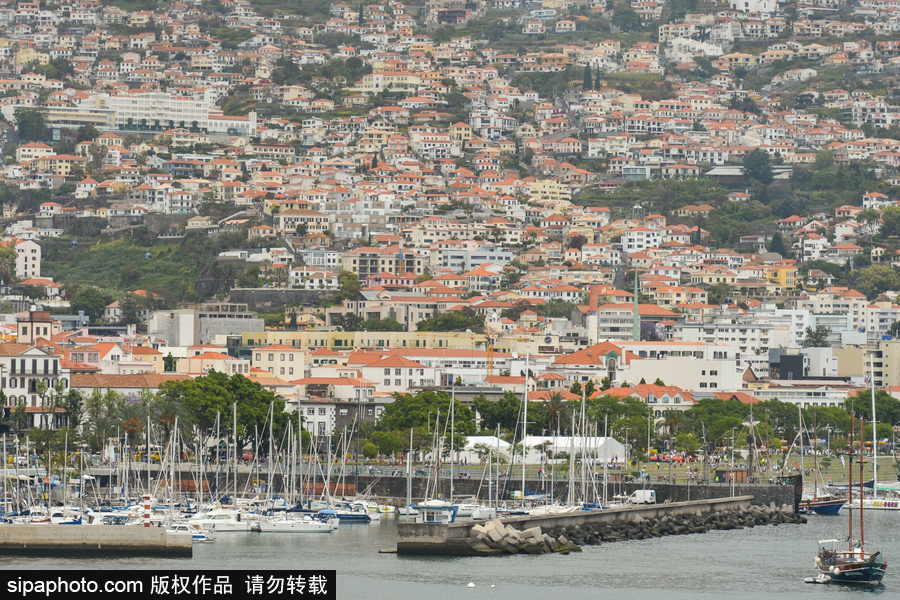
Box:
left=808, top=412, right=886, bottom=586
left=256, top=515, right=338, bottom=533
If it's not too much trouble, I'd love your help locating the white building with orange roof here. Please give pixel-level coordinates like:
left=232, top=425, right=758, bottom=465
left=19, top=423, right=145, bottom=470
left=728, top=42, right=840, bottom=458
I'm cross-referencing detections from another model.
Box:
left=353, top=354, right=435, bottom=394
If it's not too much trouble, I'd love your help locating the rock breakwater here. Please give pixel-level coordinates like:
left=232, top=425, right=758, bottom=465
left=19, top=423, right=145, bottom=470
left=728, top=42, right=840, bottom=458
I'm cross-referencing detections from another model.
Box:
left=466, top=503, right=804, bottom=555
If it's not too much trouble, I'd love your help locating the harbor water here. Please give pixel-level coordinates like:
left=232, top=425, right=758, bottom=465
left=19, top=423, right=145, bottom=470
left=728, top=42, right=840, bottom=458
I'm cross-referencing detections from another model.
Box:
left=1, top=511, right=898, bottom=599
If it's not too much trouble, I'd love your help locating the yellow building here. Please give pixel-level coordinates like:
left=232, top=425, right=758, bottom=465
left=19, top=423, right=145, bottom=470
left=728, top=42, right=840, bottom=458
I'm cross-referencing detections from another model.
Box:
left=766, top=265, right=799, bottom=290
left=132, top=346, right=164, bottom=374
left=526, top=179, right=572, bottom=203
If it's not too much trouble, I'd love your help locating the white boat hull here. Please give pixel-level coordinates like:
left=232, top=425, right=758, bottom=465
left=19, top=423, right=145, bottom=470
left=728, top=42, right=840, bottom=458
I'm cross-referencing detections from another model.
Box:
left=256, top=518, right=337, bottom=533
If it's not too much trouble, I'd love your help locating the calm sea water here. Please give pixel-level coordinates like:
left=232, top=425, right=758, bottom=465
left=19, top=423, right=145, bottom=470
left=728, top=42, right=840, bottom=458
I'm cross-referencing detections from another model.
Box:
left=1, top=512, right=898, bottom=599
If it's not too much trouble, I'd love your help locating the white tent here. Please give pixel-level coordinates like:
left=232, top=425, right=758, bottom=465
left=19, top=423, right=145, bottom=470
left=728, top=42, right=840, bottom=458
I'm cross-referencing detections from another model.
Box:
left=456, top=435, right=512, bottom=465
left=523, top=436, right=627, bottom=465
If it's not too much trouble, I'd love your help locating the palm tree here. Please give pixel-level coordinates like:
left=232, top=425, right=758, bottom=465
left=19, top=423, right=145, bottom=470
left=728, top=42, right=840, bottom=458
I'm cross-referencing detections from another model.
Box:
left=117, top=403, right=146, bottom=444
left=660, top=408, right=682, bottom=452
left=91, top=415, right=116, bottom=454
left=154, top=396, right=186, bottom=450
left=544, top=392, right=570, bottom=434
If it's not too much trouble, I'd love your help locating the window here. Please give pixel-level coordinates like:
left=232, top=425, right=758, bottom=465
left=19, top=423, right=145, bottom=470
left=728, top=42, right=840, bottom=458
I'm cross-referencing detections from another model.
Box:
left=318, top=408, right=326, bottom=415
left=307, top=408, right=315, bottom=415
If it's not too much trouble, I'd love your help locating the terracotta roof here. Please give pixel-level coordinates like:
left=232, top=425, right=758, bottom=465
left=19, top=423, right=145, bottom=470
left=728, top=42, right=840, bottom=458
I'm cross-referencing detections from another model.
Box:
left=71, top=373, right=190, bottom=389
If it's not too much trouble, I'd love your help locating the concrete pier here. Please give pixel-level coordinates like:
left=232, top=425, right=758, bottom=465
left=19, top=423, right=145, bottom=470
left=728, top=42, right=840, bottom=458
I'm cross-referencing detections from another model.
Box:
left=0, top=525, right=192, bottom=557
left=397, top=496, right=755, bottom=555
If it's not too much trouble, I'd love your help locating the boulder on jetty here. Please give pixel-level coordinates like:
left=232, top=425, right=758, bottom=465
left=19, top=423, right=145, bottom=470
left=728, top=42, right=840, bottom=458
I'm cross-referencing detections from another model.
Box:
left=471, top=519, right=581, bottom=555
left=463, top=504, right=803, bottom=556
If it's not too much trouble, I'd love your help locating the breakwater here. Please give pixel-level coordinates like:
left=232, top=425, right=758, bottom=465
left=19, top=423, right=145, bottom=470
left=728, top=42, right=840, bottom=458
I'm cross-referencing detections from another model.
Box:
left=396, top=496, right=806, bottom=556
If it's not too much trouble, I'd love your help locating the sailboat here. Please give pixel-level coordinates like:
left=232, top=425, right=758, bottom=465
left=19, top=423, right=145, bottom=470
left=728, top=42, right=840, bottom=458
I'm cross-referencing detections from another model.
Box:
left=860, top=357, right=900, bottom=510
left=797, top=408, right=845, bottom=516
left=809, top=413, right=886, bottom=586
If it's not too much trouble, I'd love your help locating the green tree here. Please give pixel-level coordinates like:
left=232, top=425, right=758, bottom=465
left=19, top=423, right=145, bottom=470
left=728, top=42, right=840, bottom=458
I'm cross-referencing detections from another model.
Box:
left=583, top=64, right=592, bottom=90
left=802, top=325, right=832, bottom=347
left=674, top=432, right=701, bottom=453
left=362, top=442, right=378, bottom=459
left=880, top=206, right=900, bottom=237
left=10, top=399, right=27, bottom=437
left=855, top=265, right=900, bottom=299
left=611, top=4, right=641, bottom=31
left=417, top=307, right=483, bottom=333
left=359, top=317, right=405, bottom=331
left=379, top=390, right=476, bottom=434
left=63, top=390, right=85, bottom=431
left=707, top=283, right=731, bottom=306
left=335, top=270, right=361, bottom=302
left=15, top=107, right=48, bottom=142
left=845, top=389, right=900, bottom=427
left=69, top=287, right=114, bottom=321
left=743, top=148, right=774, bottom=186
left=0, top=245, right=17, bottom=285
left=768, top=232, right=786, bottom=255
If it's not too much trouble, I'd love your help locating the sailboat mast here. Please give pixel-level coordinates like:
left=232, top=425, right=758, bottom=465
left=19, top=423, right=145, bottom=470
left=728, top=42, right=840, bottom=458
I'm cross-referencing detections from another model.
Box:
left=870, top=353, right=877, bottom=501
left=267, top=401, right=274, bottom=504
left=849, top=411, right=854, bottom=551
left=522, top=347, right=529, bottom=508
left=567, top=411, right=575, bottom=506
left=407, top=428, right=413, bottom=517
left=798, top=405, right=803, bottom=475
left=495, top=424, right=500, bottom=509
left=450, top=387, right=455, bottom=504
left=580, top=388, right=586, bottom=504
left=859, top=415, right=865, bottom=551
left=233, top=402, right=238, bottom=501
left=603, top=412, right=608, bottom=507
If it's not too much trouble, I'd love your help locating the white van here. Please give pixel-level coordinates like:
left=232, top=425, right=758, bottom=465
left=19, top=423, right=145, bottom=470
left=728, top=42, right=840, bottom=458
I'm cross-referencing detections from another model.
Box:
left=627, top=490, right=656, bottom=505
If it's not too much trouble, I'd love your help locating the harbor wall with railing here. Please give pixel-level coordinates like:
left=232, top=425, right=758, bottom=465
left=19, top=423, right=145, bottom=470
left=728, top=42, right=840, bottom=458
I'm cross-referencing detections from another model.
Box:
left=0, top=525, right=192, bottom=557
left=11, top=465, right=800, bottom=512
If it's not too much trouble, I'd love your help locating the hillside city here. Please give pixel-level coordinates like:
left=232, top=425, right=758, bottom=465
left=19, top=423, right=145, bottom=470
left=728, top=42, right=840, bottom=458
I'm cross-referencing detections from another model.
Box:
left=1, top=0, right=900, bottom=456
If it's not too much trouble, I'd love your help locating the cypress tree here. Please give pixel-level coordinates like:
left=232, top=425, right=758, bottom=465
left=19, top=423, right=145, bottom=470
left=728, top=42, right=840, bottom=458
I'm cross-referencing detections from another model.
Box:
left=583, top=64, right=592, bottom=90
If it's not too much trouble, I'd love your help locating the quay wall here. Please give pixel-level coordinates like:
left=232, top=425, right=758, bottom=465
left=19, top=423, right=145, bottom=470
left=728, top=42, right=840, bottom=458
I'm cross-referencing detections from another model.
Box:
left=0, top=525, right=192, bottom=557
left=67, top=467, right=801, bottom=512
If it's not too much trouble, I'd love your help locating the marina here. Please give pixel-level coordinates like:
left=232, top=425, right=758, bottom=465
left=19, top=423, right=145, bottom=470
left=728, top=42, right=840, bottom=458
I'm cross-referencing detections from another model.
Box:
left=1, top=509, right=898, bottom=599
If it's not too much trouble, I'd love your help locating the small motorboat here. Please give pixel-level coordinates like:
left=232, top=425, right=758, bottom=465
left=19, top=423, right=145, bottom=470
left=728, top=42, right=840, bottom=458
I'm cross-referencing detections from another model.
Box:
left=167, top=522, right=216, bottom=543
